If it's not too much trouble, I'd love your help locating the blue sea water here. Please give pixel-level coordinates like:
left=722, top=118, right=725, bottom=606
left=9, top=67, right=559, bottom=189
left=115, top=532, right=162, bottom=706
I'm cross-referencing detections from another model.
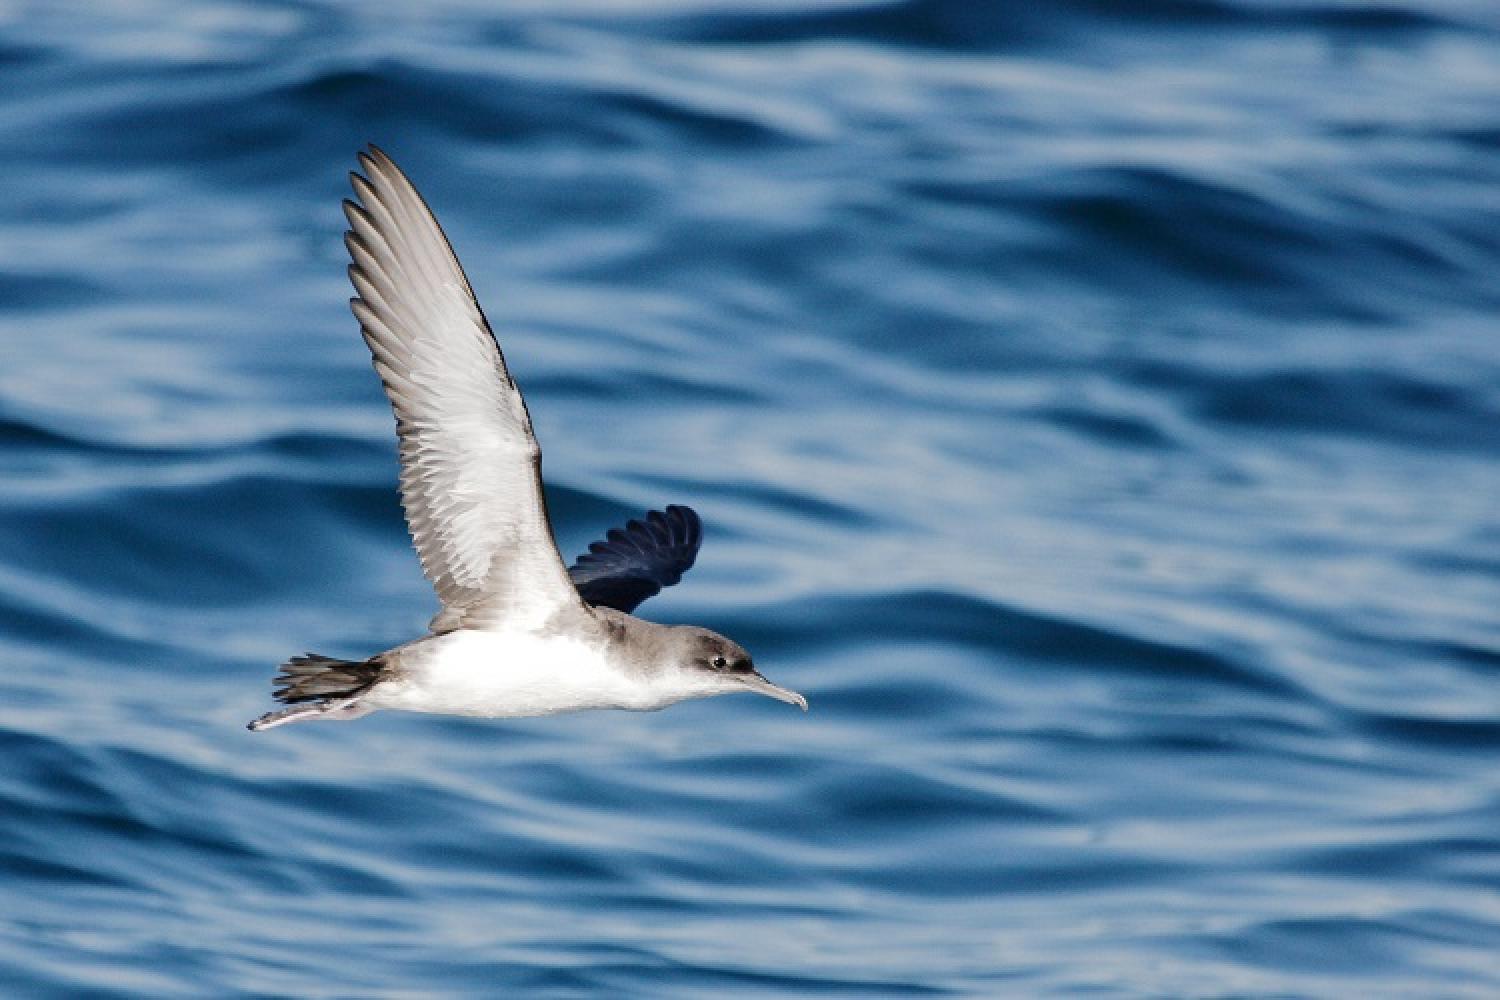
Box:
left=2, top=0, right=1500, bottom=995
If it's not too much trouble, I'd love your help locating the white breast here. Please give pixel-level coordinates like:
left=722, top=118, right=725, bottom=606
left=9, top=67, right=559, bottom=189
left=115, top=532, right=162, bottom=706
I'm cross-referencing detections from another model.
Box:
left=363, top=629, right=668, bottom=718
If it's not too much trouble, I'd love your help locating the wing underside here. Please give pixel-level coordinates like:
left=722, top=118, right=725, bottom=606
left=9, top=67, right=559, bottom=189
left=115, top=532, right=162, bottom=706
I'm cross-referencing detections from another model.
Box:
left=343, top=145, right=582, bottom=629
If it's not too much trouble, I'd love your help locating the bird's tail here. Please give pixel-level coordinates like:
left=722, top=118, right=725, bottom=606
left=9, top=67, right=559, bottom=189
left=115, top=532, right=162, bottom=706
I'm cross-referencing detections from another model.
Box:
left=247, top=653, right=382, bottom=732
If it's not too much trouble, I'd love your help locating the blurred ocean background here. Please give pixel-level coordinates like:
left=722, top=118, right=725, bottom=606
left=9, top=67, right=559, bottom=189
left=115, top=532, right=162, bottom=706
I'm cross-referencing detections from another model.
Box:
left=2, top=0, right=1499, bottom=995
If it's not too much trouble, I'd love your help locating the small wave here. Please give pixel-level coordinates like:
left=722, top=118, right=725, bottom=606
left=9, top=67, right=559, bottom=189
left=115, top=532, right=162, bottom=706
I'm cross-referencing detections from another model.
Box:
left=1129, top=364, right=1500, bottom=452
left=1030, top=403, right=1179, bottom=450
left=0, top=470, right=402, bottom=607
left=0, top=273, right=106, bottom=312
left=645, top=0, right=1455, bottom=52
left=722, top=589, right=1294, bottom=698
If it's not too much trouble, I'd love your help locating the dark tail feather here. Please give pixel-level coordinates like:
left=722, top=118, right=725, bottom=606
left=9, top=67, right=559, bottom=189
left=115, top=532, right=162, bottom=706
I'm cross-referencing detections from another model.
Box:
left=271, top=653, right=382, bottom=704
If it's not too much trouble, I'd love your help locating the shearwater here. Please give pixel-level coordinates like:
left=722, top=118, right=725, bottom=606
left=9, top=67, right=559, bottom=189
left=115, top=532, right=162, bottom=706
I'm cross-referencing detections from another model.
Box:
left=248, top=147, right=806, bottom=732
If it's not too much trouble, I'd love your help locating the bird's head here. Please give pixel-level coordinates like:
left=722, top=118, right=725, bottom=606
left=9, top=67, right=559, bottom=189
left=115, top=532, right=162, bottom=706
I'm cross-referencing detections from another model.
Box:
left=662, top=627, right=807, bottom=711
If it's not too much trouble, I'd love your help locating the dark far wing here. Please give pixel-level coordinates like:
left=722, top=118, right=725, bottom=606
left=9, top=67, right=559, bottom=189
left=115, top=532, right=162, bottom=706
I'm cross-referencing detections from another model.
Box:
left=568, top=505, right=704, bottom=613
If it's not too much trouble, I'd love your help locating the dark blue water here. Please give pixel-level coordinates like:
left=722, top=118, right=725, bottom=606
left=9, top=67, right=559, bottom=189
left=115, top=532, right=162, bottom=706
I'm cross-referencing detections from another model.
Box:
left=3, top=1, right=1500, bottom=995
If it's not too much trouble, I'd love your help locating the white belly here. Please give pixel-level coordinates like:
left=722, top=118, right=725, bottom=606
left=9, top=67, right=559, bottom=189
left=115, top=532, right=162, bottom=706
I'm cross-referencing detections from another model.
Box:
left=363, top=629, right=659, bottom=718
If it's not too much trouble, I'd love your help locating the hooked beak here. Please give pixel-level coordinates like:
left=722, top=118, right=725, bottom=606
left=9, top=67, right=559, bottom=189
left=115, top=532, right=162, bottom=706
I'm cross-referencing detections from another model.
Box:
left=740, top=670, right=808, bottom=711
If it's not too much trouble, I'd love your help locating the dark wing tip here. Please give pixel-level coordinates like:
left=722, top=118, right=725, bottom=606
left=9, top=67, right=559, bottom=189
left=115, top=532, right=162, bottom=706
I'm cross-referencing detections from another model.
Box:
left=569, top=505, right=705, bottom=613
left=341, top=197, right=370, bottom=227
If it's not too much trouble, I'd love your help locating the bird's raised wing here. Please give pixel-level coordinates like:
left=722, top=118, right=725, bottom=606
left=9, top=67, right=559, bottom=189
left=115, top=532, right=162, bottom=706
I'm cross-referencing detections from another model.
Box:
left=343, top=145, right=582, bottom=630
left=568, top=505, right=704, bottom=614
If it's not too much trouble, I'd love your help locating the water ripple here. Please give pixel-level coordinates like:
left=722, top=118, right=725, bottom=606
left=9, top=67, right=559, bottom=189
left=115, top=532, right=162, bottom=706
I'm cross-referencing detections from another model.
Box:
left=3, top=0, right=1500, bottom=995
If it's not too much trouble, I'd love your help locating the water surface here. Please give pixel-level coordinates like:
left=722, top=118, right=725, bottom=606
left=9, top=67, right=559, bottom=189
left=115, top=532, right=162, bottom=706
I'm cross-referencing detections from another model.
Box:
left=2, top=1, right=1499, bottom=995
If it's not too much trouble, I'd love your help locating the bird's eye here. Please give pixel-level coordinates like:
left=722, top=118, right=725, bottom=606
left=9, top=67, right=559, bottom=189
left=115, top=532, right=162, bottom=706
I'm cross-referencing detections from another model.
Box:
left=711, top=656, right=728, bottom=669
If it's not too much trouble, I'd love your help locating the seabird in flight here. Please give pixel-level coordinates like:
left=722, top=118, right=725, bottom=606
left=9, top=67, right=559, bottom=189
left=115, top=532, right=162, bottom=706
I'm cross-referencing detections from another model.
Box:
left=249, top=146, right=805, bottom=731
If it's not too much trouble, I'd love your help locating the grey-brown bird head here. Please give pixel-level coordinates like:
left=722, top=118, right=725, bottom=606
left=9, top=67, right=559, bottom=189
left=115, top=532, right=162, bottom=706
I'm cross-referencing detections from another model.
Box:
left=666, top=627, right=808, bottom=710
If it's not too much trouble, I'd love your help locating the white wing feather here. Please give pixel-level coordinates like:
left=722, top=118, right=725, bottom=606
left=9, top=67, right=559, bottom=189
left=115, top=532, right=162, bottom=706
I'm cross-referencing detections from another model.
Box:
left=343, top=146, right=581, bottom=630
